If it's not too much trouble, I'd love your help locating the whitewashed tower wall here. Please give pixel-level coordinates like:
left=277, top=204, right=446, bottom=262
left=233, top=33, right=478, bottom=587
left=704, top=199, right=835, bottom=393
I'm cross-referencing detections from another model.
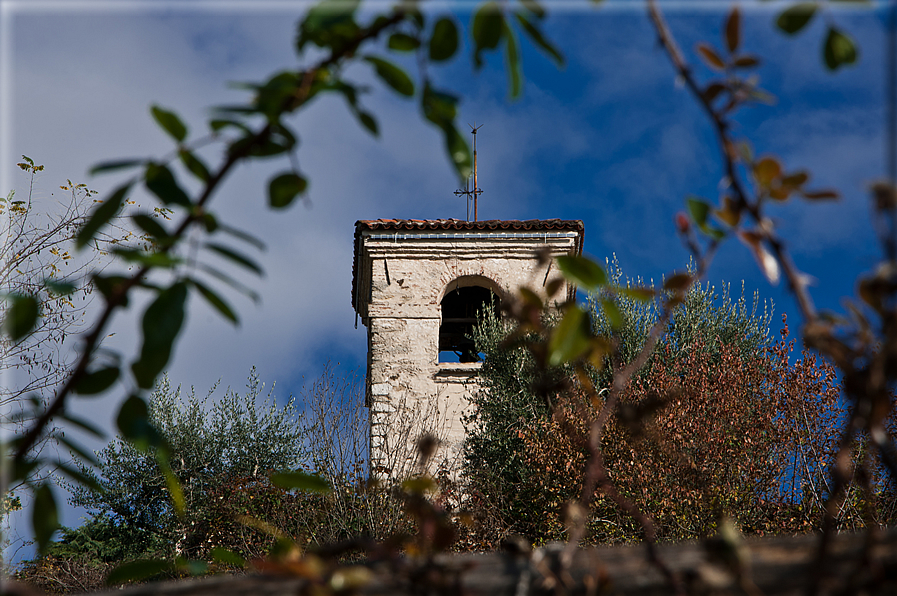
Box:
left=352, top=220, right=584, bottom=477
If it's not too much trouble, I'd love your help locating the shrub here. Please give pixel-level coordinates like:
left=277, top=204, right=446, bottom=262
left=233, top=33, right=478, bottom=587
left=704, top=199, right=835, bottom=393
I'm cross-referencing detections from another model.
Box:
left=462, top=261, right=867, bottom=545
left=67, top=368, right=308, bottom=560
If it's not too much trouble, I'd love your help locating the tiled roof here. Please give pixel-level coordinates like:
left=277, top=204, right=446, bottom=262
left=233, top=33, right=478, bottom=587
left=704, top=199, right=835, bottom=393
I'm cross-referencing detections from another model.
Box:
left=352, top=219, right=585, bottom=312
left=355, top=218, right=584, bottom=232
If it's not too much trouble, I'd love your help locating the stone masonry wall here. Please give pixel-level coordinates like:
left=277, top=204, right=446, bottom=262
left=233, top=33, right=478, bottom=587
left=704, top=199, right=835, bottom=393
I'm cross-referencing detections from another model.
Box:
left=358, top=234, right=579, bottom=478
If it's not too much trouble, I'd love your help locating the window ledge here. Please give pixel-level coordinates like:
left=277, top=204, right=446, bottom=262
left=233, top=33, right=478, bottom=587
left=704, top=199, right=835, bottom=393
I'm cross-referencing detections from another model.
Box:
left=435, top=361, right=482, bottom=377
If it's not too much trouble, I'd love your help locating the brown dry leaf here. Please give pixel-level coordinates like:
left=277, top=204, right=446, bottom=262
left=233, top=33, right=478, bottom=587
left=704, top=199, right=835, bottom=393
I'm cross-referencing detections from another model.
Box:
left=715, top=196, right=741, bottom=227
left=733, top=55, right=760, bottom=68
left=753, top=156, right=781, bottom=189
left=664, top=272, right=692, bottom=291
left=801, top=189, right=839, bottom=200
left=703, top=82, right=726, bottom=103
left=697, top=43, right=726, bottom=70
left=725, top=6, right=740, bottom=53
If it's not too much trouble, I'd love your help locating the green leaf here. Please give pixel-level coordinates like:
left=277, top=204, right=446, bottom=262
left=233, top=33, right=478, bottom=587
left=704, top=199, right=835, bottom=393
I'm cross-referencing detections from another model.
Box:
left=189, top=278, right=238, bottom=325
left=364, top=56, right=415, bottom=97
left=106, top=559, right=173, bottom=586
left=132, top=213, right=171, bottom=242
left=151, top=105, right=188, bottom=143
left=209, top=118, right=249, bottom=133
left=388, top=32, right=419, bottom=52
left=145, top=163, right=191, bottom=207
left=600, top=298, right=623, bottom=329
left=503, top=20, right=522, bottom=99
left=116, top=394, right=148, bottom=437
left=56, top=435, right=101, bottom=468
left=556, top=255, right=607, bottom=291
left=205, top=243, right=263, bottom=276
left=112, top=247, right=182, bottom=269
left=3, top=294, right=39, bottom=342
left=253, top=71, right=303, bottom=120
left=12, top=457, right=38, bottom=485
left=195, top=264, right=261, bottom=303
left=429, top=18, right=459, bottom=62
left=356, top=110, right=379, bottom=136
left=618, top=286, right=656, bottom=302
left=296, top=0, right=360, bottom=52
left=201, top=212, right=219, bottom=233
left=32, top=483, right=58, bottom=555
left=687, top=196, right=712, bottom=228
left=210, top=548, right=246, bottom=567
left=823, top=27, right=857, bottom=71
left=59, top=412, right=105, bottom=439
left=177, top=559, right=209, bottom=576
left=514, top=12, right=564, bottom=67
left=520, top=0, right=546, bottom=19
left=228, top=132, right=292, bottom=160
left=213, top=104, right=259, bottom=116
left=116, top=395, right=164, bottom=451
left=218, top=224, right=267, bottom=251
left=131, top=282, right=188, bottom=389
left=548, top=306, right=591, bottom=366
left=76, top=182, right=131, bottom=248
left=160, top=458, right=186, bottom=516
left=422, top=84, right=459, bottom=128
left=705, top=227, right=726, bottom=240
left=268, top=172, right=308, bottom=209
left=73, top=366, right=120, bottom=396
left=44, top=280, right=76, bottom=295
left=270, top=471, right=331, bottom=493
left=402, top=476, right=436, bottom=494
left=89, top=159, right=143, bottom=176
left=775, top=3, right=817, bottom=36
left=54, top=460, right=102, bottom=492
left=472, top=2, right=504, bottom=68
left=92, top=274, right=131, bottom=306
left=442, top=123, right=472, bottom=181
left=178, top=149, right=210, bottom=182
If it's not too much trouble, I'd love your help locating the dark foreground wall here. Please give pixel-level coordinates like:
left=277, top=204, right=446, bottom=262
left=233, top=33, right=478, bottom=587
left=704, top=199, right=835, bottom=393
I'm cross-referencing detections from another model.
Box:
left=12, top=529, right=897, bottom=596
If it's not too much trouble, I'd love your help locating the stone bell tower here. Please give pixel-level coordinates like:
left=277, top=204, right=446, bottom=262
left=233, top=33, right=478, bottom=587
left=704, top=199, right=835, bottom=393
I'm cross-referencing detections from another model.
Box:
left=352, top=219, right=584, bottom=477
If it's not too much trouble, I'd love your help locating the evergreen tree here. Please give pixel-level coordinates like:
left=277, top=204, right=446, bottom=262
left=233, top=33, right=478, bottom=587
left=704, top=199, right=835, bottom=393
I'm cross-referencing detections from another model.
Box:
left=67, top=369, right=307, bottom=559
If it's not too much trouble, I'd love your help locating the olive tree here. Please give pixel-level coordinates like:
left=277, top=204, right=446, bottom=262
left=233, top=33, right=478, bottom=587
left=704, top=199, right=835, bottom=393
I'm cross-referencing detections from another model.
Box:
left=67, top=369, right=307, bottom=559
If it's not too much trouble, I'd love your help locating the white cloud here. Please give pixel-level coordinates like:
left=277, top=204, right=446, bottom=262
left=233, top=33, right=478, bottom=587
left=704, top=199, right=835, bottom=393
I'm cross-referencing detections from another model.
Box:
left=3, top=0, right=889, bottom=561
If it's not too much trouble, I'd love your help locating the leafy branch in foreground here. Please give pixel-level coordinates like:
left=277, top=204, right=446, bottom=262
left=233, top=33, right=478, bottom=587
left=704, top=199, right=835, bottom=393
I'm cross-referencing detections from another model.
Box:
left=4, top=0, right=565, bottom=558
left=1, top=157, right=146, bottom=557
left=646, top=2, right=897, bottom=582
left=485, top=2, right=894, bottom=591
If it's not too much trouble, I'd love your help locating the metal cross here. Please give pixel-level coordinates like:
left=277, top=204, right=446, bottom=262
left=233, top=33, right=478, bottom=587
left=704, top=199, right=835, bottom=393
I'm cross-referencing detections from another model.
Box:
left=454, top=124, right=484, bottom=221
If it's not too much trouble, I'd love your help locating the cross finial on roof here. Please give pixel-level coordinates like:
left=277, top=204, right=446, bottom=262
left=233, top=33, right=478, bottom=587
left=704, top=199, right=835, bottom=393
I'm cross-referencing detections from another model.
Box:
left=453, top=123, right=484, bottom=221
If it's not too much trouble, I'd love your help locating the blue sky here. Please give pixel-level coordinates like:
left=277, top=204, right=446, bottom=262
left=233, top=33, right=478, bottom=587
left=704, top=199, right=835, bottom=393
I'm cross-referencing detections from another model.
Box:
left=1, top=0, right=893, bottom=549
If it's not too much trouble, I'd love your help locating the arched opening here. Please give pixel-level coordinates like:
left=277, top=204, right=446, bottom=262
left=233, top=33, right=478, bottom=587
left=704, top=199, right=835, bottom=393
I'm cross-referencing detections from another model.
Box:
left=438, top=284, right=500, bottom=363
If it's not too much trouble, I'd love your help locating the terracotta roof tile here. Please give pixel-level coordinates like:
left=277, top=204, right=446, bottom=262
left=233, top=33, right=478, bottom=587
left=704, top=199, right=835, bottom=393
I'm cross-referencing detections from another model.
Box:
left=355, top=218, right=584, bottom=232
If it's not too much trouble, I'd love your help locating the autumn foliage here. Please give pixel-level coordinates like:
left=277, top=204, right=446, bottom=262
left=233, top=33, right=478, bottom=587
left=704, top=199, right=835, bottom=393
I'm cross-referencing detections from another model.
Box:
left=464, top=276, right=896, bottom=547
left=520, top=318, right=845, bottom=542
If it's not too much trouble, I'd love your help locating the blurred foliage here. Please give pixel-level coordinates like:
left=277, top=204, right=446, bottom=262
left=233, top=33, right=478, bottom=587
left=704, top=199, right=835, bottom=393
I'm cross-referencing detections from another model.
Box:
left=5, top=0, right=893, bottom=593
left=15, top=366, right=461, bottom=593
left=3, top=0, right=563, bottom=561
left=0, top=157, right=148, bottom=560
left=462, top=262, right=889, bottom=545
